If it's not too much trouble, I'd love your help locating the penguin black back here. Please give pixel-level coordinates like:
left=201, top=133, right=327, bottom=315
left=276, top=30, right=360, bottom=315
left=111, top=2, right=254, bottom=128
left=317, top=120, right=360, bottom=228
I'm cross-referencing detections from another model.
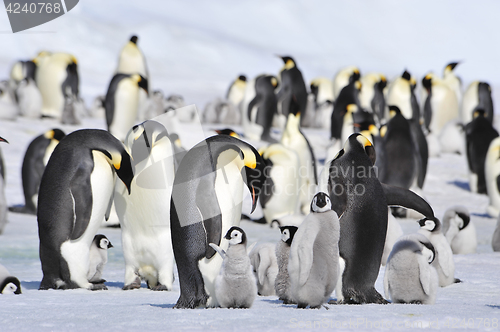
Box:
left=276, top=56, right=308, bottom=123
left=331, top=80, right=360, bottom=139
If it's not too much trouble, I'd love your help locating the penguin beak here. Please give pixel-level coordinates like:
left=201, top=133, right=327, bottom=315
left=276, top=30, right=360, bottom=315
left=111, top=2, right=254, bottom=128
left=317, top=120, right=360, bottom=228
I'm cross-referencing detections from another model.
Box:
left=0, top=136, right=9, bottom=144
left=108, top=242, right=114, bottom=249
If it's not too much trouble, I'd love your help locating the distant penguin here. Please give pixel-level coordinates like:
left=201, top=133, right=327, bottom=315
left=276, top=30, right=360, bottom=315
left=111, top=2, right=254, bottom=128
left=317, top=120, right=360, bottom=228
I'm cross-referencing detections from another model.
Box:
left=116, top=35, right=148, bottom=78
left=288, top=192, right=340, bottom=309
left=386, top=70, right=417, bottom=120
left=170, top=135, right=265, bottom=308
left=105, top=73, right=149, bottom=142
left=359, top=73, right=387, bottom=124
left=276, top=56, right=308, bottom=127
left=87, top=234, right=113, bottom=284
left=226, top=75, right=247, bottom=108
left=493, top=215, right=500, bottom=252
left=209, top=227, right=257, bottom=308
left=340, top=104, right=360, bottom=145
left=320, top=133, right=436, bottom=304
left=381, top=208, right=404, bottom=266
left=0, top=136, right=9, bottom=235
left=16, top=78, right=42, bottom=118
left=10, top=60, right=36, bottom=85
left=9, top=129, right=65, bottom=215
left=332, top=66, right=360, bottom=101
left=438, top=120, right=465, bottom=155
left=35, top=53, right=79, bottom=119
left=441, top=206, right=477, bottom=255
left=203, top=97, right=240, bottom=125
left=249, top=243, right=278, bottom=296
left=417, top=217, right=457, bottom=287
left=241, top=75, right=278, bottom=142
left=465, top=109, right=499, bottom=194
left=0, top=80, right=19, bottom=120
left=115, top=120, right=176, bottom=291
left=486, top=137, right=500, bottom=217
left=442, top=62, right=462, bottom=104
left=384, top=234, right=438, bottom=304
left=461, top=81, right=493, bottom=124
left=0, top=264, right=21, bottom=294
left=38, top=129, right=134, bottom=290
left=310, top=77, right=334, bottom=129
left=331, top=79, right=361, bottom=141
left=275, top=225, right=298, bottom=304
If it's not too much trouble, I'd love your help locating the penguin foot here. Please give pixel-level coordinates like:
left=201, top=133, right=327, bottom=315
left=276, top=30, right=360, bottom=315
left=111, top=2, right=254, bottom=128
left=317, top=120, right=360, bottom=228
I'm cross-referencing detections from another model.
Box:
left=297, top=303, right=307, bottom=309
left=122, top=277, right=141, bottom=290
left=341, top=288, right=388, bottom=304
left=90, top=283, right=108, bottom=291
left=150, top=284, right=169, bottom=291
left=174, top=293, right=209, bottom=309
left=327, top=299, right=339, bottom=305
left=90, top=279, right=106, bottom=284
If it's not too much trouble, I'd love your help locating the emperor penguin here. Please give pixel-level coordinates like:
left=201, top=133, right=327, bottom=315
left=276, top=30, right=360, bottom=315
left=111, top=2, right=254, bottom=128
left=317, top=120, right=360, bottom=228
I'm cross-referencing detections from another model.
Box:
left=386, top=70, right=417, bottom=120
left=16, top=78, right=42, bottom=119
left=359, top=73, right=387, bottom=124
left=209, top=227, right=257, bottom=308
left=258, top=143, right=301, bottom=224
left=493, top=215, right=500, bottom=252
left=417, top=217, right=457, bottom=287
left=461, top=81, right=493, bottom=124
left=241, top=74, right=278, bottom=142
left=442, top=62, right=462, bottom=104
left=10, top=60, right=36, bottom=86
left=115, top=120, right=176, bottom=291
left=87, top=234, right=113, bottom=284
left=116, top=35, right=148, bottom=78
left=309, top=77, right=334, bottom=129
left=288, top=192, right=340, bottom=309
left=332, top=66, right=360, bottom=101
left=249, top=243, right=278, bottom=296
left=441, top=206, right=476, bottom=255
left=37, top=129, right=134, bottom=290
left=34, top=52, right=79, bottom=119
left=9, top=129, right=65, bottom=215
left=486, top=137, right=500, bottom=217
left=105, top=73, right=149, bottom=142
left=275, top=225, right=298, bottom=304
left=465, top=109, right=499, bottom=194
left=320, top=133, right=436, bottom=304
left=275, top=56, right=308, bottom=128
left=0, top=80, right=19, bottom=120
left=226, top=75, right=247, bottom=108
left=384, top=234, right=438, bottom=304
left=0, top=264, right=21, bottom=294
left=331, top=78, right=361, bottom=141
left=170, top=135, right=266, bottom=308
left=281, top=108, right=318, bottom=215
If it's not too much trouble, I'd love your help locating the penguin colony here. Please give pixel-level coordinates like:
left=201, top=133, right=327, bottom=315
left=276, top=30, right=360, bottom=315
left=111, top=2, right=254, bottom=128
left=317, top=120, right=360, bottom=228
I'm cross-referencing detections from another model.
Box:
left=0, top=34, right=497, bottom=312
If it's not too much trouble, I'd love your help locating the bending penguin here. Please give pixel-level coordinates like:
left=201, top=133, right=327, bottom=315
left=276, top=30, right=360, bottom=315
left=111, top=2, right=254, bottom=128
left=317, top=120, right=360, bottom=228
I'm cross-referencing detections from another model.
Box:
left=87, top=234, right=113, bottom=284
left=441, top=206, right=476, bottom=255
left=170, top=135, right=266, bottom=308
left=288, top=192, right=340, bottom=309
left=0, top=263, right=21, bottom=294
left=275, top=225, right=298, bottom=304
left=38, top=129, right=134, bottom=290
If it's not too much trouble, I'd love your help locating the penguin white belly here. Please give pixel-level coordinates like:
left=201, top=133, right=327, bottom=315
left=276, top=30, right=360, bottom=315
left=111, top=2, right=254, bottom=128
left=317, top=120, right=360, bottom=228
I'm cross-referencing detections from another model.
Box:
left=438, top=120, right=465, bottom=154
left=117, top=47, right=147, bottom=77
left=60, top=152, right=116, bottom=289
left=37, top=62, right=66, bottom=118
left=227, top=84, right=246, bottom=107
left=109, top=80, right=139, bottom=141
left=419, top=231, right=455, bottom=287
left=199, top=158, right=245, bottom=307
left=244, top=105, right=263, bottom=141
left=387, top=83, right=412, bottom=120
left=429, top=86, right=459, bottom=134
left=17, top=81, right=42, bottom=118
left=461, top=81, right=479, bottom=124
left=450, top=224, right=477, bottom=255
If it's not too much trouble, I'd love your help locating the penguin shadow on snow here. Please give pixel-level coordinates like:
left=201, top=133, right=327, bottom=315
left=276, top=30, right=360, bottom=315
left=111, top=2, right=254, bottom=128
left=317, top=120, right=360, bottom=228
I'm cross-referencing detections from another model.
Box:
left=20, top=281, right=42, bottom=290
left=149, top=303, right=176, bottom=309
left=448, top=180, right=470, bottom=191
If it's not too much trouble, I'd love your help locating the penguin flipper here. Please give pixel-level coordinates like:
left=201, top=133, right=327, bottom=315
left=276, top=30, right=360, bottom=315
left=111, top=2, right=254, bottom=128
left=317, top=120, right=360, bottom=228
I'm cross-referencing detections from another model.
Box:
left=382, top=183, right=435, bottom=219
left=196, top=175, right=222, bottom=259
left=208, top=243, right=226, bottom=259
left=418, top=259, right=432, bottom=295
left=301, top=130, right=318, bottom=184
left=247, top=95, right=262, bottom=122
left=69, top=164, right=93, bottom=240
left=104, top=189, right=114, bottom=221
left=383, top=269, right=390, bottom=300
left=295, top=221, right=320, bottom=287
left=435, top=241, right=452, bottom=278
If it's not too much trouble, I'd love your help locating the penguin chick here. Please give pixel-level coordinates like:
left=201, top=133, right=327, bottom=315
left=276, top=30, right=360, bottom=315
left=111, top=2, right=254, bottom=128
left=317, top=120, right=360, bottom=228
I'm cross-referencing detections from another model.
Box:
left=441, top=206, right=476, bottom=254
left=275, top=226, right=298, bottom=304
left=384, top=234, right=438, bottom=304
left=249, top=243, right=278, bottom=296
left=288, top=192, right=340, bottom=309
left=210, top=227, right=257, bottom=308
left=87, top=234, right=113, bottom=284
left=0, top=263, right=21, bottom=294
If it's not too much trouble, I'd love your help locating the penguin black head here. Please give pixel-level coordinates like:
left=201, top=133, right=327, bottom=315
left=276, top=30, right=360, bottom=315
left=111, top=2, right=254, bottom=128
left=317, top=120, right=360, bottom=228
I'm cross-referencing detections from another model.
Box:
left=130, top=35, right=138, bottom=44
left=418, top=217, right=441, bottom=233
left=279, top=226, right=298, bottom=246
left=445, top=62, right=460, bottom=72
left=418, top=238, right=436, bottom=264
left=311, top=192, right=332, bottom=213
left=93, top=234, right=113, bottom=249
left=114, top=149, right=134, bottom=195
left=350, top=68, right=361, bottom=83
left=215, top=128, right=240, bottom=138
left=277, top=55, right=296, bottom=70
left=402, top=70, right=411, bottom=81
left=455, top=211, right=470, bottom=230
left=224, top=226, right=247, bottom=246
left=136, top=75, right=149, bottom=95
left=238, top=75, right=247, bottom=82
left=388, top=105, right=402, bottom=118
left=422, top=74, right=432, bottom=92
left=44, top=129, right=66, bottom=142
left=344, top=133, right=376, bottom=166
left=0, top=276, right=21, bottom=294
left=473, top=108, right=486, bottom=119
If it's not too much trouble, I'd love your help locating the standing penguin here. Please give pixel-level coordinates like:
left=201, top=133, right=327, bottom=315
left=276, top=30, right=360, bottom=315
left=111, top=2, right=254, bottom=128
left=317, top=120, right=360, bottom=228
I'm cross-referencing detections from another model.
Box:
left=417, top=217, right=457, bottom=287
left=386, top=70, right=417, bottom=120
left=116, top=35, right=148, bottom=78
left=384, top=234, right=438, bottom=304
left=331, top=79, right=361, bottom=141
left=465, top=109, right=499, bottom=194
left=249, top=243, right=278, bottom=296
left=170, top=135, right=266, bottom=308
left=241, top=75, right=278, bottom=142
left=461, top=81, right=493, bottom=124
left=288, top=192, right=340, bottom=309
left=310, top=77, right=334, bottom=129
left=359, top=73, right=387, bottom=125
left=209, top=227, right=257, bottom=308
left=38, top=129, right=134, bottom=290
left=442, top=62, right=462, bottom=104
left=115, top=120, right=176, bottom=291
left=87, top=234, right=113, bottom=284
left=332, top=66, right=360, bottom=101
left=320, top=133, right=436, bottom=304
left=441, top=206, right=477, bottom=255
left=226, top=75, right=247, bottom=108
left=0, top=136, right=9, bottom=235
left=9, top=129, right=65, bottom=215
left=276, top=56, right=308, bottom=128
left=275, top=225, right=298, bottom=304
left=0, top=264, right=21, bottom=294
left=105, top=73, right=149, bottom=142
left=486, top=137, right=500, bottom=217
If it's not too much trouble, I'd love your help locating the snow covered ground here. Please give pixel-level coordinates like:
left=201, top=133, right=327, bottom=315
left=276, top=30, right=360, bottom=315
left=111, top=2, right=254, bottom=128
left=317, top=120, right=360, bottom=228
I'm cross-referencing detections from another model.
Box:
left=1, top=1, right=500, bottom=331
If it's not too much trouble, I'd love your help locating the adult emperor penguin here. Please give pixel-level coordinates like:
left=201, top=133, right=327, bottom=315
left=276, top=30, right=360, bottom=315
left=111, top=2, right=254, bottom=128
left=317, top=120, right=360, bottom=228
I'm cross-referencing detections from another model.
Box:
left=38, top=129, right=134, bottom=290
left=331, top=79, right=361, bottom=141
left=35, top=52, right=79, bottom=119
left=226, top=75, right=247, bottom=107
left=486, top=137, right=500, bottom=217
left=309, top=77, right=334, bottom=129
left=9, top=129, right=65, bottom=215
left=320, top=133, right=436, bottom=304
left=288, top=192, right=340, bottom=309
left=115, top=120, right=176, bottom=291
left=87, top=234, right=113, bottom=284
left=441, top=206, right=477, bottom=254
left=332, top=66, right=361, bottom=101
left=386, top=70, right=417, bottom=120
left=417, top=217, right=457, bottom=287
left=465, top=109, right=499, bottom=194
left=442, top=62, right=462, bottom=104
left=249, top=243, right=278, bottom=296
left=359, top=73, right=387, bottom=124
left=105, top=73, right=149, bottom=142
left=0, top=263, right=21, bottom=294
left=170, top=135, right=266, bottom=308
left=384, top=234, right=438, bottom=304
left=275, top=225, right=298, bottom=304
left=276, top=56, right=308, bottom=127
left=241, top=74, right=278, bottom=142
left=461, top=81, right=494, bottom=124
left=116, top=35, right=148, bottom=78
